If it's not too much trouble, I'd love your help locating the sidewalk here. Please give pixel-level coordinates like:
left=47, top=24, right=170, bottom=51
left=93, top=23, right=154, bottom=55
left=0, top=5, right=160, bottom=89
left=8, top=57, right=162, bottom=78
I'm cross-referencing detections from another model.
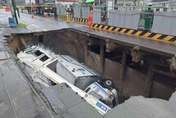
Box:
left=0, top=9, right=84, bottom=37
left=0, top=43, right=52, bottom=118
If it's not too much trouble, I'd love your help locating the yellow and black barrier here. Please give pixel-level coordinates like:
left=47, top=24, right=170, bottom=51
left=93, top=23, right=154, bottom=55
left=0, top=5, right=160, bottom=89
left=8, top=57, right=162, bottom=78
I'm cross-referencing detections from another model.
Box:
left=90, top=23, right=176, bottom=43
left=58, top=15, right=66, bottom=19
left=74, top=18, right=88, bottom=23
left=58, top=15, right=88, bottom=23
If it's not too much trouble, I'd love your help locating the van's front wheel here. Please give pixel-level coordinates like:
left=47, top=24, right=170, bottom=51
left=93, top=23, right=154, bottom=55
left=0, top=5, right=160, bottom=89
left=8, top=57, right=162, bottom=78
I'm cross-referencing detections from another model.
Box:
left=102, top=79, right=113, bottom=88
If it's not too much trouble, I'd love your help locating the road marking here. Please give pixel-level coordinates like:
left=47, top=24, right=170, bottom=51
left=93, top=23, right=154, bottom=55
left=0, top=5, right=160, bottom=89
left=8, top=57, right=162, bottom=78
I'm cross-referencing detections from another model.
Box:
left=94, top=24, right=98, bottom=28
left=114, top=27, right=120, bottom=32
left=143, top=32, right=151, bottom=37
left=103, top=26, right=108, bottom=30
left=31, top=24, right=39, bottom=28
left=127, top=29, right=134, bottom=35
left=108, top=26, right=114, bottom=31
left=135, top=31, right=142, bottom=36
left=163, top=36, right=174, bottom=41
left=98, top=25, right=103, bottom=29
left=152, top=34, right=162, bottom=40
left=120, top=28, right=127, bottom=33
left=43, top=29, right=48, bottom=31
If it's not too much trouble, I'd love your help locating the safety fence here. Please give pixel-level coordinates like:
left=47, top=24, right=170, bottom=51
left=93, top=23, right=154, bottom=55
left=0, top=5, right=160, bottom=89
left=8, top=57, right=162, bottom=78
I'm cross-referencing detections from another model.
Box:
left=108, top=10, right=141, bottom=30
left=91, top=10, right=153, bottom=31
left=3, top=3, right=175, bottom=37
left=57, top=6, right=89, bottom=23
left=57, top=5, right=176, bottom=36
left=151, top=12, right=176, bottom=36
left=57, top=6, right=152, bottom=30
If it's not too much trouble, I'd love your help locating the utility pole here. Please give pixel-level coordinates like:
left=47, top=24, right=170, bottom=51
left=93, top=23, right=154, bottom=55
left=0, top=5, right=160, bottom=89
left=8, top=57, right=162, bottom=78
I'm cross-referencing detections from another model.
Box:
left=11, top=0, right=18, bottom=24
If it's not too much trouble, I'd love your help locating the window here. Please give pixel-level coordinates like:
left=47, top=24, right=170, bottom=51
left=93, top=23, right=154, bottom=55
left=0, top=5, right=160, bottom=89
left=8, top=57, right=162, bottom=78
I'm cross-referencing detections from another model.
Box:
left=40, top=55, right=49, bottom=62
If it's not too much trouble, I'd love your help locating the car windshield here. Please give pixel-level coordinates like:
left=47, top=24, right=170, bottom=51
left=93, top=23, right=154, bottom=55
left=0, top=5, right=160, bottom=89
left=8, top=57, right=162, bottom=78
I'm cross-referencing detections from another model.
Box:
left=89, top=91, right=103, bottom=100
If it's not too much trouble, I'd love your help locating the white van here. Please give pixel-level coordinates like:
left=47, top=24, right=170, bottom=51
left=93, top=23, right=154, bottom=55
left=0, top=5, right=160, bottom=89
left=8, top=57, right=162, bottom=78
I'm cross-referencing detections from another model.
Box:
left=57, top=55, right=119, bottom=108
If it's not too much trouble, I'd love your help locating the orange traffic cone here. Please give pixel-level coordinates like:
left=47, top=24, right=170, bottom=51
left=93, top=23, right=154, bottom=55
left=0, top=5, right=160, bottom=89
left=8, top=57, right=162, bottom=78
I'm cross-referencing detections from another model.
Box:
left=32, top=13, right=34, bottom=18
left=46, top=13, right=48, bottom=18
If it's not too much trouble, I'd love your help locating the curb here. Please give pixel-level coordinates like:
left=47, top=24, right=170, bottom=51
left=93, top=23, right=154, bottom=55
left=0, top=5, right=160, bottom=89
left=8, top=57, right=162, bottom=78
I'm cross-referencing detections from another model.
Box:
left=91, top=23, right=176, bottom=43
left=57, top=15, right=176, bottom=43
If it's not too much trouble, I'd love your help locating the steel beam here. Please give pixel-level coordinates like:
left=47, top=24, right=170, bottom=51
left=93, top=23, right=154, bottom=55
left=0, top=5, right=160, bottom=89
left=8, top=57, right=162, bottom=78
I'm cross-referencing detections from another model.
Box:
left=120, top=51, right=127, bottom=80
left=100, top=44, right=105, bottom=74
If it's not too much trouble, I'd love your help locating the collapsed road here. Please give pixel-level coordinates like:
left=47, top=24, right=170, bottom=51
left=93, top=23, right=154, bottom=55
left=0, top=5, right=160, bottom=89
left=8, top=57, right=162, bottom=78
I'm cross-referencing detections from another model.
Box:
left=9, top=29, right=176, bottom=101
